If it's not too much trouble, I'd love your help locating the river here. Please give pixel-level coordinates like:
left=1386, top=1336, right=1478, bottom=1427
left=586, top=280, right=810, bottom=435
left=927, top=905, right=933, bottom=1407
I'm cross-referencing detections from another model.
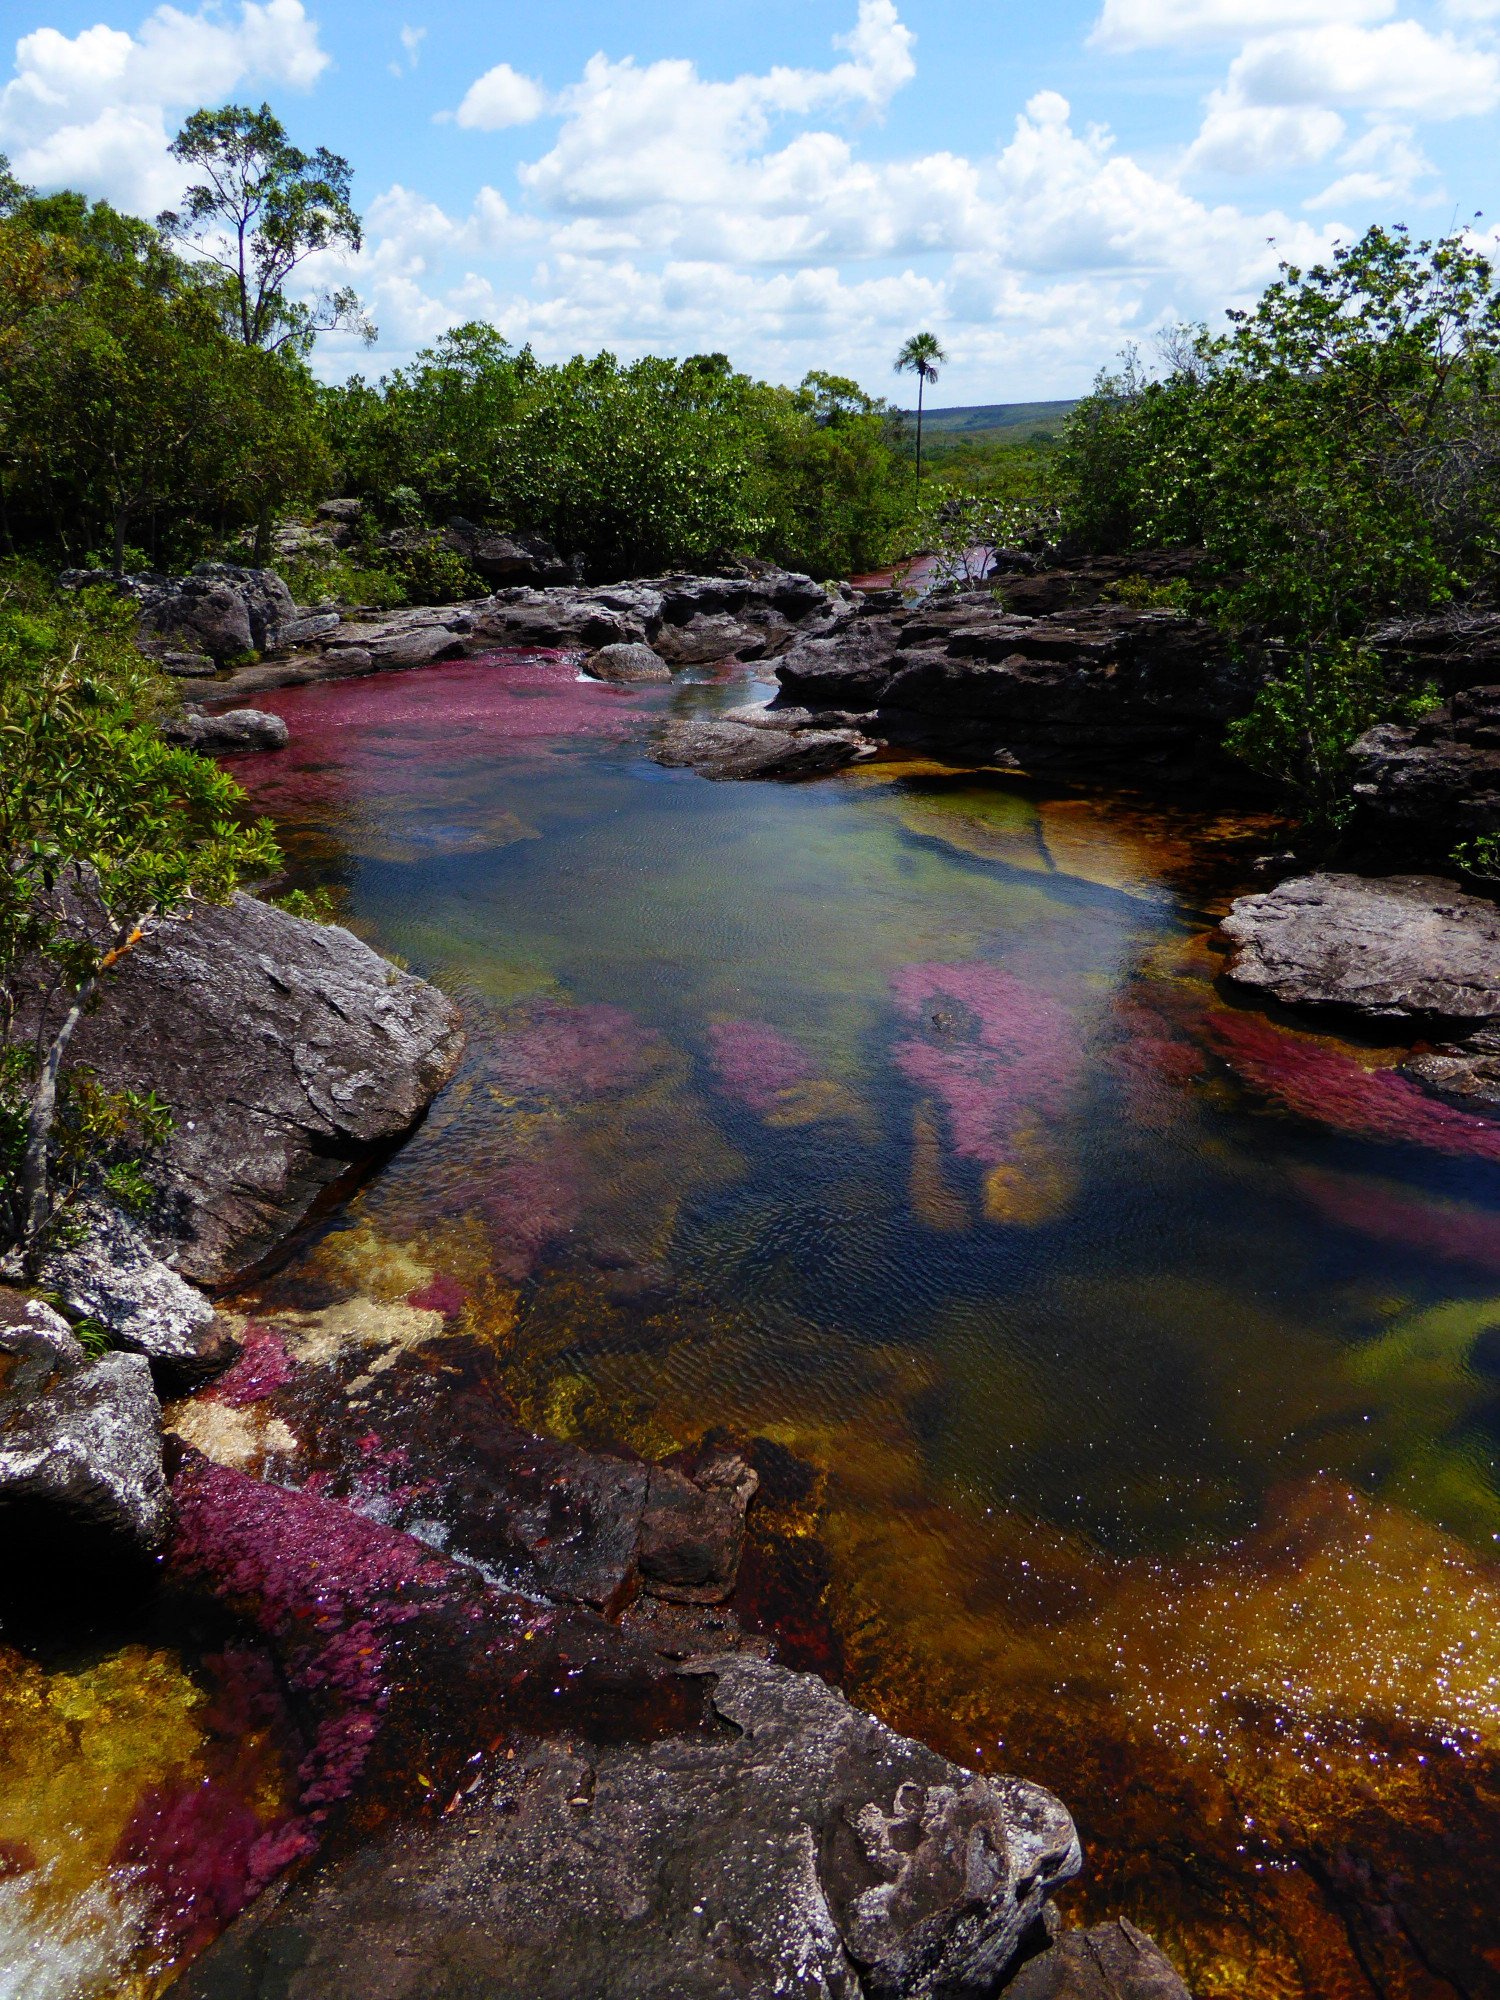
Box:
left=6, top=647, right=1499, bottom=1999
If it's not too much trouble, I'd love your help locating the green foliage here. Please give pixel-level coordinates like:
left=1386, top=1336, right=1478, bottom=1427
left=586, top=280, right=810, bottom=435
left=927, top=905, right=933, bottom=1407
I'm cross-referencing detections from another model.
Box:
left=1452, top=832, right=1500, bottom=879
left=270, top=883, right=344, bottom=923
left=325, top=335, right=914, bottom=580
left=384, top=535, right=483, bottom=606
left=1099, top=574, right=1192, bottom=610
left=1058, top=227, right=1500, bottom=828
left=0, top=191, right=330, bottom=566
left=159, top=102, right=372, bottom=355
left=1224, top=641, right=1391, bottom=834
left=71, top=1317, right=113, bottom=1359
left=0, top=566, right=279, bottom=1255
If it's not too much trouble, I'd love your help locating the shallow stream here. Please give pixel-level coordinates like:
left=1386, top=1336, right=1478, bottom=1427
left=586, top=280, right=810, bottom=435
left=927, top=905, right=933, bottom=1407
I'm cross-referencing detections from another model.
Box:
left=8, top=650, right=1500, bottom=1998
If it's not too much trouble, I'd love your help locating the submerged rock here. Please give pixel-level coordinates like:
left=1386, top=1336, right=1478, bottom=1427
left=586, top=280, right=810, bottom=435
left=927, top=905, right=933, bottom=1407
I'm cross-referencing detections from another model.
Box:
left=0, top=1286, right=169, bottom=1555
left=1220, top=873, right=1500, bottom=1023
left=1005, top=1920, right=1192, bottom=1999
left=50, top=895, right=463, bottom=1285
left=161, top=706, right=290, bottom=755
left=654, top=716, right=875, bottom=780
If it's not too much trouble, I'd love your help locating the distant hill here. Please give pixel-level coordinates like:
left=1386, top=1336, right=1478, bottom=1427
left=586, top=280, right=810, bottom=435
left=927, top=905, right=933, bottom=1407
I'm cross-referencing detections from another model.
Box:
left=898, top=399, right=1077, bottom=442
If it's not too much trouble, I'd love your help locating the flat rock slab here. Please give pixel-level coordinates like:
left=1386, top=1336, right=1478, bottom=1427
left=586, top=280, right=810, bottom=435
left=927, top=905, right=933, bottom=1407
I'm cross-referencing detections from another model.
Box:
left=1220, top=873, right=1500, bottom=1024
left=174, top=1654, right=1080, bottom=2000
left=57, top=895, right=463, bottom=1286
left=654, top=718, right=874, bottom=781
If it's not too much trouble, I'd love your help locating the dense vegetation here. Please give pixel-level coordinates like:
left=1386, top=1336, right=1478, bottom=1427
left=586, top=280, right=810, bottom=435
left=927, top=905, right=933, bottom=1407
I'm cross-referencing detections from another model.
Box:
left=1054, top=227, right=1500, bottom=828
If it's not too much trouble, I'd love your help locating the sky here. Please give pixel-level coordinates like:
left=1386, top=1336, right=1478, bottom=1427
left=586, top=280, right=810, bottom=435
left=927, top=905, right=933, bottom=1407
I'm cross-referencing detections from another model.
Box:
left=2, top=0, right=1498, bottom=402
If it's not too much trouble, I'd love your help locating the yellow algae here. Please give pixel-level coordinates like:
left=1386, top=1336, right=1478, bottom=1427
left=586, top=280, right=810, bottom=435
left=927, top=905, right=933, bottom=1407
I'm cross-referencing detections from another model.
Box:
left=164, top=1399, right=297, bottom=1473
left=909, top=1102, right=970, bottom=1231
left=276, top=1296, right=446, bottom=1366
left=763, top=1078, right=873, bottom=1131
left=982, top=1129, right=1075, bottom=1226
left=311, top=1223, right=436, bottom=1303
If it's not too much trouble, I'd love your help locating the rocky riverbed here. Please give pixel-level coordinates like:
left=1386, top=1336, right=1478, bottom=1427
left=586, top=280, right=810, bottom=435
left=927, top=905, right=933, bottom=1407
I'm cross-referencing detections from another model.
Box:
left=0, top=873, right=1191, bottom=1995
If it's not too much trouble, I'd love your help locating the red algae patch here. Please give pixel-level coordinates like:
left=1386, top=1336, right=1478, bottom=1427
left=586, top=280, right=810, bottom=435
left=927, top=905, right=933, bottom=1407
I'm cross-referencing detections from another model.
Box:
left=1203, top=1008, right=1500, bottom=1162
left=706, top=1019, right=816, bottom=1115
left=1293, top=1165, right=1500, bottom=1274
left=891, top=962, right=1084, bottom=1220
left=203, top=1323, right=298, bottom=1407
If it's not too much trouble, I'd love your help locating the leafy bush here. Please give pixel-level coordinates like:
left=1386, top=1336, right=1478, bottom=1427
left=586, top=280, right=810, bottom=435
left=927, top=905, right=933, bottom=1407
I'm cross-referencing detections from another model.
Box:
left=0, top=565, right=279, bottom=1265
left=1099, top=574, right=1192, bottom=610
left=1058, top=227, right=1500, bottom=828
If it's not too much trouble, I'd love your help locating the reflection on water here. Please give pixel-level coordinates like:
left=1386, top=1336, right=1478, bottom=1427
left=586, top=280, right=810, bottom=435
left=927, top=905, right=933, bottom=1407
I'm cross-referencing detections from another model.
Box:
left=9, top=649, right=1500, bottom=1997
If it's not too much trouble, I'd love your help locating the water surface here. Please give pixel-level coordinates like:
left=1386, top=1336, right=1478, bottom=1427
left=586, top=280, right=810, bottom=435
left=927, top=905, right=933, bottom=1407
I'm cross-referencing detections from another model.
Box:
left=13, top=649, right=1500, bottom=1998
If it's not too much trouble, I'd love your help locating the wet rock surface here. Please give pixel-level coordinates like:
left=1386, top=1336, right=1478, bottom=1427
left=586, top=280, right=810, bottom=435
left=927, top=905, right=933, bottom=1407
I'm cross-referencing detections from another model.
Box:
left=768, top=587, right=1250, bottom=787
left=39, top=1199, right=232, bottom=1385
left=654, top=716, right=876, bottom=780
left=1220, top=873, right=1500, bottom=1023
left=0, top=1285, right=169, bottom=1555
left=152, top=568, right=855, bottom=707
left=1004, top=1920, right=1193, bottom=1999
left=50, top=895, right=463, bottom=1286
left=172, top=1601, right=1080, bottom=2000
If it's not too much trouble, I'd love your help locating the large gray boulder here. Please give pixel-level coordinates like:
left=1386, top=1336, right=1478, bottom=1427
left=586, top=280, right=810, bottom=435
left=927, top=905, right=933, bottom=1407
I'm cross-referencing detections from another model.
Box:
left=54, top=895, right=463, bottom=1285
left=765, top=591, right=1253, bottom=788
left=585, top=640, right=672, bottom=684
left=0, top=1287, right=169, bottom=1554
left=173, top=1651, right=1080, bottom=2000
left=161, top=705, right=289, bottom=755
left=1220, top=873, right=1500, bottom=1023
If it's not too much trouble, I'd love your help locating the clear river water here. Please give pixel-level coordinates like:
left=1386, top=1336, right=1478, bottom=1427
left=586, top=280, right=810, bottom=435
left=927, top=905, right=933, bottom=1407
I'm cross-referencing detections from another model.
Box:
left=5, top=647, right=1500, bottom=2000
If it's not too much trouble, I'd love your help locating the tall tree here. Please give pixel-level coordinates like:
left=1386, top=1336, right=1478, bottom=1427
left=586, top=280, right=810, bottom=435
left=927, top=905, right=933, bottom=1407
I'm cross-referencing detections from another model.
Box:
left=158, top=102, right=373, bottom=355
left=894, top=331, right=947, bottom=493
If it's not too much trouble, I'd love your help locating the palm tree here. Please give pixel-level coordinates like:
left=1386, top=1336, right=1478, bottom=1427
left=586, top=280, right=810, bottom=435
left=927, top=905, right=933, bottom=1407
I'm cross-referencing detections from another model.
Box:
left=894, top=331, right=947, bottom=493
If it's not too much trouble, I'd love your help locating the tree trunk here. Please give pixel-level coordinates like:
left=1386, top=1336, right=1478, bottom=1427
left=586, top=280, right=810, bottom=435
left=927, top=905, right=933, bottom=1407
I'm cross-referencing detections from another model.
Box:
left=916, top=374, right=925, bottom=495
left=112, top=500, right=128, bottom=576
left=253, top=499, right=272, bottom=567
left=18, top=919, right=147, bottom=1270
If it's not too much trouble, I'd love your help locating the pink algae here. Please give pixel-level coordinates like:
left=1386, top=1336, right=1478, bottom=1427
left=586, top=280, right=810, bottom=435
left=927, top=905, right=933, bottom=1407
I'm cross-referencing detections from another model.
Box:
left=406, top=1274, right=470, bottom=1316
left=1202, top=1009, right=1500, bottom=1164
left=168, top=1454, right=470, bottom=1825
left=488, top=998, right=658, bottom=1104
left=706, top=1019, right=816, bottom=1114
left=231, top=651, right=645, bottom=795
left=204, top=1323, right=297, bottom=1407
left=1291, top=1166, right=1500, bottom=1274
left=889, top=962, right=1084, bottom=1168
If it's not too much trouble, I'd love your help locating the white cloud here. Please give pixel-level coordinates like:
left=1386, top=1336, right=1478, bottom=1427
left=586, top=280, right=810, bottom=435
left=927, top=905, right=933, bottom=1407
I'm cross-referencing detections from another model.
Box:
left=451, top=62, right=546, bottom=131
left=1093, top=0, right=1393, bottom=51
left=352, top=79, right=1337, bottom=398
left=1301, top=118, right=1437, bottom=204
left=1227, top=20, right=1500, bottom=116
left=400, top=24, right=426, bottom=62
left=0, top=0, right=329, bottom=212
left=1186, top=97, right=1346, bottom=171
left=518, top=0, right=916, bottom=217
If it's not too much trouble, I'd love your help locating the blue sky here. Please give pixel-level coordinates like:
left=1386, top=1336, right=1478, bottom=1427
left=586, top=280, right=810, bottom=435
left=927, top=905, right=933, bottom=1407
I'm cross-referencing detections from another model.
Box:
left=3, top=0, right=1498, bottom=400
